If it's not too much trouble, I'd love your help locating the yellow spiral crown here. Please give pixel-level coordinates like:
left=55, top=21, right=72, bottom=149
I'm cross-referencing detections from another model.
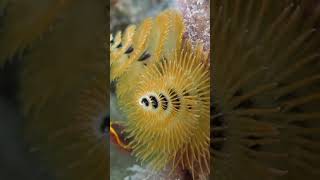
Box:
left=110, top=9, right=210, bottom=178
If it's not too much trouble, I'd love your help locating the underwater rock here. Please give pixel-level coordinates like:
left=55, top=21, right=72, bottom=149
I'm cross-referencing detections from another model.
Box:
left=175, top=0, right=210, bottom=51
left=110, top=0, right=172, bottom=33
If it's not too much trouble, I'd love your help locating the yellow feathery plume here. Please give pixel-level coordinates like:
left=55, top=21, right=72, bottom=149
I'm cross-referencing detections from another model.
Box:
left=110, top=17, right=153, bottom=81
left=110, top=25, right=136, bottom=66
left=118, top=40, right=210, bottom=178
left=114, top=10, right=185, bottom=108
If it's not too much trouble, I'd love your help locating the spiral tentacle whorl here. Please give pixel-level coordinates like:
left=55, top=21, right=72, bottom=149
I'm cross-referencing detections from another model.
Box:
left=121, top=42, right=210, bottom=177
left=110, top=9, right=210, bottom=179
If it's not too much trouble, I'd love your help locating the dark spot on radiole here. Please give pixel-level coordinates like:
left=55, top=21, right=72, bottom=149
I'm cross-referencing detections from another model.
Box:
left=116, top=43, right=122, bottom=48
left=141, top=97, right=149, bottom=107
left=169, top=89, right=181, bottom=111
left=159, top=93, right=168, bottom=110
left=149, top=95, right=159, bottom=109
left=125, top=46, right=134, bottom=54
left=138, top=51, right=151, bottom=61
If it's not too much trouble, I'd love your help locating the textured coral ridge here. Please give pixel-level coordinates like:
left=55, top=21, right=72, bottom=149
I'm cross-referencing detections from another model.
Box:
left=175, top=0, right=210, bottom=51
left=110, top=9, right=210, bottom=179
left=212, top=1, right=320, bottom=180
